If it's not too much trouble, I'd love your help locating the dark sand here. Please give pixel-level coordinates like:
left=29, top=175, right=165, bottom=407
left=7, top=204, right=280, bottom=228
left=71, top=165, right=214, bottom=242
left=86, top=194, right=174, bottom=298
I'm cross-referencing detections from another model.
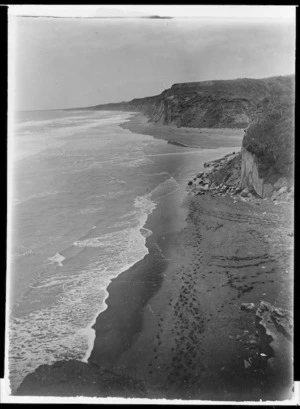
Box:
left=121, top=113, right=244, bottom=148
left=88, top=115, right=293, bottom=401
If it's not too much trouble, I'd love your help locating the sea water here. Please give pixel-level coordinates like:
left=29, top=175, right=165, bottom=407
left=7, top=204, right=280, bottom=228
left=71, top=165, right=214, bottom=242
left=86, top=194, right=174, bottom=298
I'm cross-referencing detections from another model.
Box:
left=8, top=109, right=234, bottom=392
left=8, top=109, right=199, bottom=392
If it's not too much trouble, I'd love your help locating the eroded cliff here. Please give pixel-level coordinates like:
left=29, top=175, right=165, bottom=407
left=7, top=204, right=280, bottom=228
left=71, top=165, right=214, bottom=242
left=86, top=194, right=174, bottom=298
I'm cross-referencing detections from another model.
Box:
left=241, top=83, right=294, bottom=197
left=86, top=75, right=294, bottom=131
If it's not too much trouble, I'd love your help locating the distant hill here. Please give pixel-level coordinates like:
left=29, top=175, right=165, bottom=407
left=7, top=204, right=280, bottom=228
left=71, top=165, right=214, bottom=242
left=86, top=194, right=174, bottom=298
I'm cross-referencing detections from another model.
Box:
left=82, top=75, right=295, bottom=130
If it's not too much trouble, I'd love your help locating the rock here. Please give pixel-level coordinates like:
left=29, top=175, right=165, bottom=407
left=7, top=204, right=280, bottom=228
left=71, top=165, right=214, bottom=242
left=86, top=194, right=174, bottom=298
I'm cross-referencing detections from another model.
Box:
left=187, top=181, right=193, bottom=186
left=240, top=303, right=256, bottom=312
left=241, top=187, right=250, bottom=197
left=244, top=359, right=251, bottom=369
left=203, top=184, right=209, bottom=191
left=274, top=177, right=288, bottom=191
left=255, top=301, right=293, bottom=394
left=202, top=177, right=210, bottom=184
left=278, top=186, right=288, bottom=195
left=197, top=172, right=204, bottom=178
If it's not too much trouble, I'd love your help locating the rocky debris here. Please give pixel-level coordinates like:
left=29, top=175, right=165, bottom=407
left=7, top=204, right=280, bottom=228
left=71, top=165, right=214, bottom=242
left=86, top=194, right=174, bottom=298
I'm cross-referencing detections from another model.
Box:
left=187, top=151, right=293, bottom=205
left=270, top=184, right=294, bottom=204
left=239, top=301, right=293, bottom=398
left=187, top=152, right=244, bottom=199
left=15, top=360, right=146, bottom=398
left=256, top=301, right=293, bottom=344
left=274, top=177, right=289, bottom=191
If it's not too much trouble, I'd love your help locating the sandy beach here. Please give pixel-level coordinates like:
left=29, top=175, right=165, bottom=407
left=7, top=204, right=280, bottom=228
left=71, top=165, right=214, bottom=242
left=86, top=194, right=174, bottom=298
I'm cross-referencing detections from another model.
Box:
left=87, top=115, right=294, bottom=401
left=121, top=113, right=245, bottom=149
left=8, top=9, right=295, bottom=404
left=14, top=114, right=293, bottom=401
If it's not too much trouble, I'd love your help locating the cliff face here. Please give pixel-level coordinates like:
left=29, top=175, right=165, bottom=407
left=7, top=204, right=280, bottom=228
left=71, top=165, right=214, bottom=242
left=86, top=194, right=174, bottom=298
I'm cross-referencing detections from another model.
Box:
left=241, top=147, right=274, bottom=198
left=88, top=75, right=294, bottom=131
left=86, top=74, right=294, bottom=197
left=241, top=80, right=294, bottom=197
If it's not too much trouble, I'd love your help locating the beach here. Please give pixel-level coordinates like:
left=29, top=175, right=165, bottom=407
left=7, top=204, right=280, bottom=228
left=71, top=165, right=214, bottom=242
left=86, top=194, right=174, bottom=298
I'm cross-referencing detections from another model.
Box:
left=87, top=115, right=293, bottom=400
left=14, top=113, right=293, bottom=401
left=9, top=10, right=295, bottom=403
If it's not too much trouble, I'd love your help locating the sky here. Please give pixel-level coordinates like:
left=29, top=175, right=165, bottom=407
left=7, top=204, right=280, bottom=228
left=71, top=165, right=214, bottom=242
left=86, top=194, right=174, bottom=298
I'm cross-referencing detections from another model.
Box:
left=9, top=5, right=296, bottom=111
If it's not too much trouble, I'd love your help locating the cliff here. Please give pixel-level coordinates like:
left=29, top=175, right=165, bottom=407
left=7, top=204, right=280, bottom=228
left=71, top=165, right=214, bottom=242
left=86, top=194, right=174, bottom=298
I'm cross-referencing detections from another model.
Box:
left=241, top=85, right=294, bottom=197
left=86, top=75, right=295, bottom=197
left=93, top=74, right=293, bottom=198
left=86, top=75, right=294, bottom=131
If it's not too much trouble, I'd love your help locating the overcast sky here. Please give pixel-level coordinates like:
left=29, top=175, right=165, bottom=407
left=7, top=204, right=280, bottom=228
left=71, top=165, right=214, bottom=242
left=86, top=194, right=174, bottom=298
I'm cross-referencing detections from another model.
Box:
left=9, top=6, right=296, bottom=111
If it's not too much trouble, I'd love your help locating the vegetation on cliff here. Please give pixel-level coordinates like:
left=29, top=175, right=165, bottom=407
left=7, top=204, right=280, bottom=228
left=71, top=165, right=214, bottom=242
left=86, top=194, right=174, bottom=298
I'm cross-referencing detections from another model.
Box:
left=87, top=75, right=294, bottom=132
left=86, top=74, right=294, bottom=193
left=243, top=77, right=294, bottom=182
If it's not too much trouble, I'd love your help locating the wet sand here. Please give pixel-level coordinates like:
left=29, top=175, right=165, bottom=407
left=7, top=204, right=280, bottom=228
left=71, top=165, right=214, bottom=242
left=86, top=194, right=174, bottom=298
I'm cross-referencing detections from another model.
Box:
left=88, top=115, right=293, bottom=401
left=112, top=194, right=293, bottom=401
left=121, top=113, right=244, bottom=148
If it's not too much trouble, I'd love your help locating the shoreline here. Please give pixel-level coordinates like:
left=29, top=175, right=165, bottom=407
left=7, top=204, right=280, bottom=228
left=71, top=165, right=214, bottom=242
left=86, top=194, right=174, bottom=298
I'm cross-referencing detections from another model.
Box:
left=15, top=114, right=294, bottom=401
left=88, top=175, right=187, bottom=369
left=120, top=113, right=244, bottom=149
left=87, top=113, right=243, bottom=369
left=87, top=114, right=293, bottom=400
left=84, top=112, right=242, bottom=367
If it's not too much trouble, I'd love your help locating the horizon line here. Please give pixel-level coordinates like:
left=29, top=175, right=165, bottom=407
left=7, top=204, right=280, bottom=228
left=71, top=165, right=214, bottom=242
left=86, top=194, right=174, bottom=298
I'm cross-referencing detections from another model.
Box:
left=14, top=72, right=295, bottom=113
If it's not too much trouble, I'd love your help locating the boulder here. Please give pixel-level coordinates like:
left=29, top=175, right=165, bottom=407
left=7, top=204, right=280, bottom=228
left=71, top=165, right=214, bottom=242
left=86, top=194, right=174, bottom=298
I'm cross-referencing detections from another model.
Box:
left=187, top=181, right=193, bottom=186
left=241, top=187, right=250, bottom=197
left=240, top=303, right=256, bottom=312
left=255, top=301, right=293, bottom=396
left=274, top=177, right=288, bottom=191
left=278, top=186, right=288, bottom=195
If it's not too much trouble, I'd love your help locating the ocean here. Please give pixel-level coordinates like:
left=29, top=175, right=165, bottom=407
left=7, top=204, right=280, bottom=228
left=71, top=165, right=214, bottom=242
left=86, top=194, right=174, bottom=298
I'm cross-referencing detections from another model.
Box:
left=8, top=109, right=208, bottom=392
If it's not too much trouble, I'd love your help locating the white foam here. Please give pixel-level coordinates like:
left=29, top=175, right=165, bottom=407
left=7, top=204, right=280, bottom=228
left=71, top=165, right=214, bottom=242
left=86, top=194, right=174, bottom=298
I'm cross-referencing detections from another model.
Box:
left=150, top=176, right=180, bottom=200
left=77, top=206, right=104, bottom=215
left=16, top=248, right=34, bottom=257
left=48, top=253, right=66, bottom=267
left=13, top=190, right=61, bottom=206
